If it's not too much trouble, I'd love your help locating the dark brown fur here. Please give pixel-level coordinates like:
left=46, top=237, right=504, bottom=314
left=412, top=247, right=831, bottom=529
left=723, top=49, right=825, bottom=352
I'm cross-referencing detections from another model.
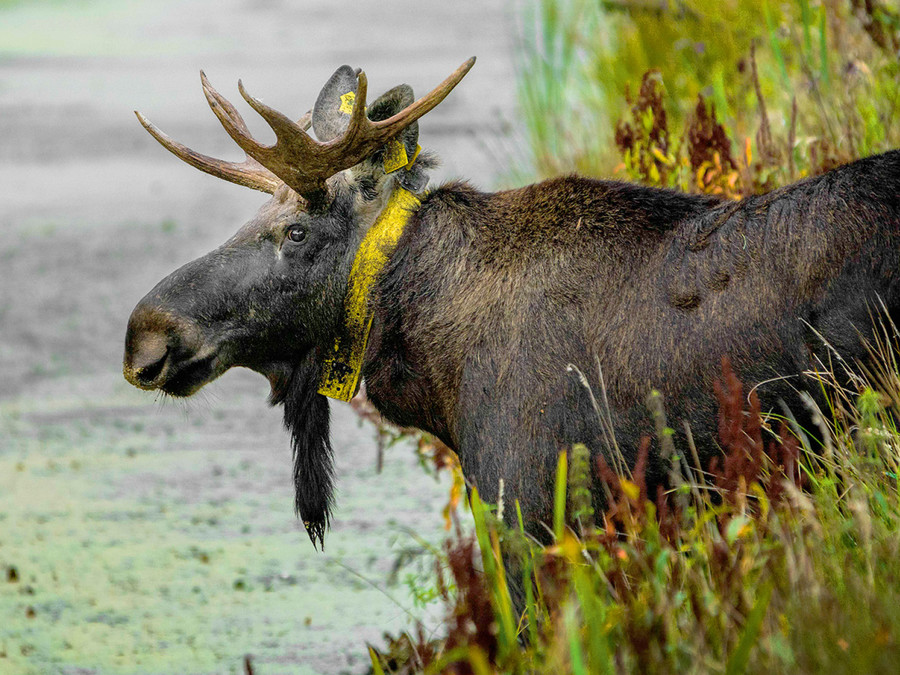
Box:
left=364, top=153, right=900, bottom=536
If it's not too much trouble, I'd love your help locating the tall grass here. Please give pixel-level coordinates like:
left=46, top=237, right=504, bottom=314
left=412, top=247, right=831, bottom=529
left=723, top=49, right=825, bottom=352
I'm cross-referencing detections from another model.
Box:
left=515, top=0, right=900, bottom=186
left=371, top=354, right=900, bottom=673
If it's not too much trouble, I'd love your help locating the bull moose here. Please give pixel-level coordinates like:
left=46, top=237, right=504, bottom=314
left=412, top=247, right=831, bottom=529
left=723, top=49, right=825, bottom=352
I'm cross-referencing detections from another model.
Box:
left=124, top=58, right=900, bottom=547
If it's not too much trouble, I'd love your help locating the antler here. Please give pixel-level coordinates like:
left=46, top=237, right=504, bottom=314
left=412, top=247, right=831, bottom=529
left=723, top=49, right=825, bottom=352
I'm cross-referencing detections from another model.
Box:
left=136, top=58, right=474, bottom=195
left=197, top=57, right=476, bottom=196
left=134, top=110, right=290, bottom=194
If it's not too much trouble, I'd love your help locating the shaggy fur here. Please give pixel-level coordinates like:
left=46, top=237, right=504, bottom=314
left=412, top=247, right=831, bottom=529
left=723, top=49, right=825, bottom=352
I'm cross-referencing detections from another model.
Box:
left=271, top=350, right=334, bottom=549
left=364, top=152, right=900, bottom=538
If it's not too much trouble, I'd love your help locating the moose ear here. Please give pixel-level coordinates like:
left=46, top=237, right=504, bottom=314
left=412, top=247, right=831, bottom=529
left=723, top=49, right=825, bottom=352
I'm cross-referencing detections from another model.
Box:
left=312, top=65, right=360, bottom=142
left=314, top=71, right=431, bottom=192
left=366, top=84, right=420, bottom=173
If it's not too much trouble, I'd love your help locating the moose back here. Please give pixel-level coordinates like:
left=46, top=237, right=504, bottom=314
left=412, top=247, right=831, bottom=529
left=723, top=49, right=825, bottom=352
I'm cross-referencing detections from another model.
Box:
left=123, top=58, right=900, bottom=545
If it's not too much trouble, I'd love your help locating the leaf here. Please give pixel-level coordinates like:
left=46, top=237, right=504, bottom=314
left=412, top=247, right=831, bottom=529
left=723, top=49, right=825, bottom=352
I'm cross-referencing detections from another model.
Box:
left=726, top=514, right=752, bottom=545
left=620, top=479, right=640, bottom=502
left=368, top=646, right=386, bottom=675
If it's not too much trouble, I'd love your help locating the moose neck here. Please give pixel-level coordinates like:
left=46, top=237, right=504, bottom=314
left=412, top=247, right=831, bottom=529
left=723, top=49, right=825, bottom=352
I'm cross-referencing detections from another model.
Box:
left=361, top=183, right=474, bottom=451
left=318, top=186, right=422, bottom=402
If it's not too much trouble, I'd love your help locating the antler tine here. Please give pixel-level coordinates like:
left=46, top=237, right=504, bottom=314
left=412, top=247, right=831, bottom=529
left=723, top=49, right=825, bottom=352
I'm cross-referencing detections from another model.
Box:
left=134, top=110, right=280, bottom=193
left=155, top=59, right=476, bottom=196
left=199, top=71, right=253, bottom=136
left=237, top=79, right=320, bottom=156
left=201, top=71, right=269, bottom=159
left=341, top=68, right=370, bottom=143
left=369, top=57, right=475, bottom=142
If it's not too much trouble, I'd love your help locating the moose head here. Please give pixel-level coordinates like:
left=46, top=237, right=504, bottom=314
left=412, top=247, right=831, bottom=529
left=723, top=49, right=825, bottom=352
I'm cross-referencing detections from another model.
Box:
left=123, top=59, right=475, bottom=547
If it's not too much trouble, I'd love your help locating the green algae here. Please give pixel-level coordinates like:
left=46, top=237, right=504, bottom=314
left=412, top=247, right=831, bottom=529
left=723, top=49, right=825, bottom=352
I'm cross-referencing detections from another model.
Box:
left=0, top=390, right=449, bottom=674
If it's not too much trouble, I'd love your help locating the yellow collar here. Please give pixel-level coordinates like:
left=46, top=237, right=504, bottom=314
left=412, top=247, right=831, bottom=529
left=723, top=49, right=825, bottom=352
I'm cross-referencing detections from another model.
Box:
left=318, top=187, right=421, bottom=401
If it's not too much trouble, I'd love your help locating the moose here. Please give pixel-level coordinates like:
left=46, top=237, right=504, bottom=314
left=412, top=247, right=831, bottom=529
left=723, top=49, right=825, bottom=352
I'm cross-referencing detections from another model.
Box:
left=124, top=58, right=900, bottom=547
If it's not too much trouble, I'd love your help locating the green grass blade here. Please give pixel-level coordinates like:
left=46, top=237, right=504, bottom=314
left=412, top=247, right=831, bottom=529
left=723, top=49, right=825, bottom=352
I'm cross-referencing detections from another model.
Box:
left=726, top=581, right=774, bottom=675
left=567, top=605, right=588, bottom=675
left=517, top=499, right=539, bottom=645
left=818, top=6, right=831, bottom=88
left=554, top=450, right=568, bottom=541
left=573, top=566, right=611, bottom=673
left=469, top=488, right=517, bottom=652
left=470, top=488, right=495, bottom=577
left=764, top=0, right=789, bottom=88
left=799, top=0, right=813, bottom=63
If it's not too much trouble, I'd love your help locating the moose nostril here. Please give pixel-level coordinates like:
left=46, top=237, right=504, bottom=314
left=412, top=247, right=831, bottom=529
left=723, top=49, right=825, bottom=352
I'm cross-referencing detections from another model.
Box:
left=126, top=331, right=170, bottom=387
left=135, top=347, right=169, bottom=385
left=124, top=303, right=206, bottom=391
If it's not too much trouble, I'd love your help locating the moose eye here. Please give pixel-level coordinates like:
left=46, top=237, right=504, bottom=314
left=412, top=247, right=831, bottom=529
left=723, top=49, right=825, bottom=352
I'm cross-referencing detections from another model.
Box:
left=287, top=225, right=307, bottom=243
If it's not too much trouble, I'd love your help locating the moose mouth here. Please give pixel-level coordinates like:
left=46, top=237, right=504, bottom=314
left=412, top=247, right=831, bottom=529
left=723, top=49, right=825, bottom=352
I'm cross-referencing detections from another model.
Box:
left=124, top=302, right=229, bottom=397
left=124, top=301, right=310, bottom=402
left=123, top=345, right=220, bottom=398
left=123, top=323, right=222, bottom=399
left=157, top=351, right=220, bottom=397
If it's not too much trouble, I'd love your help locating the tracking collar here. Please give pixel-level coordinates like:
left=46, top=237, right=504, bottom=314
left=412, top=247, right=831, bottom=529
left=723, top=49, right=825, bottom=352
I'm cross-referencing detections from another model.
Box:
left=318, top=186, right=421, bottom=401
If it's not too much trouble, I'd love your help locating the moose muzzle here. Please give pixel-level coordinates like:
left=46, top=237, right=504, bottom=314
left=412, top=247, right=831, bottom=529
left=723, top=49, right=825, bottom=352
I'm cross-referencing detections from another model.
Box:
left=123, top=304, right=209, bottom=396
